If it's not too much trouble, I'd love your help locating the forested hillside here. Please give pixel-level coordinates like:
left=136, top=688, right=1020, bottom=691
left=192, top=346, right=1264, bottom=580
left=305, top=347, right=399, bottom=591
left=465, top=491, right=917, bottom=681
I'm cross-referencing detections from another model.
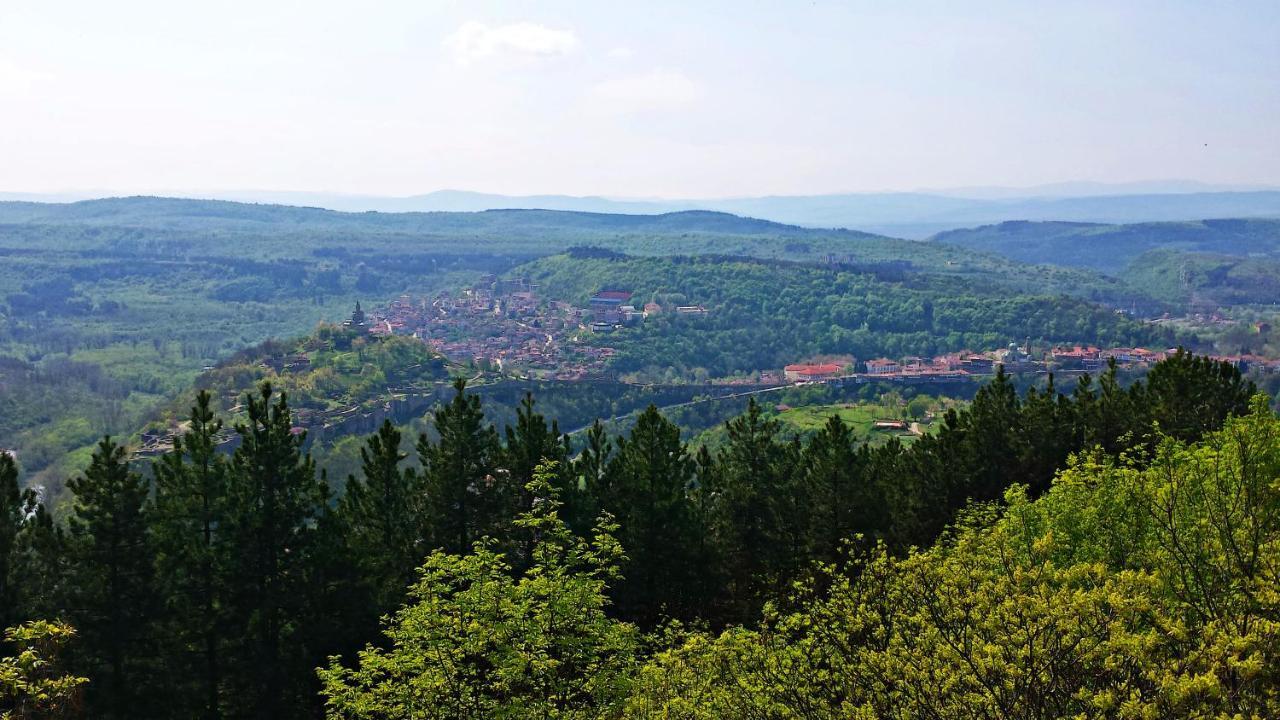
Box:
left=0, top=196, right=1153, bottom=287
left=0, top=198, right=1161, bottom=486
left=933, top=217, right=1280, bottom=274
left=0, top=197, right=899, bottom=261
left=519, top=252, right=1170, bottom=378
left=2, top=352, right=1266, bottom=718
left=1121, top=248, right=1280, bottom=308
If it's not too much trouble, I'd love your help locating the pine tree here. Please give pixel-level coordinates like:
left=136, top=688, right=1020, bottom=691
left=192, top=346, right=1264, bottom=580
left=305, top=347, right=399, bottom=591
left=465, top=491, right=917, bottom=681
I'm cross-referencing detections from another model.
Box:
left=502, top=393, right=571, bottom=565
left=955, top=365, right=1025, bottom=503
left=713, top=398, right=799, bottom=622
left=7, top=497, right=68, bottom=625
left=222, top=384, right=329, bottom=720
left=417, top=379, right=502, bottom=555
left=574, top=419, right=614, bottom=535
left=689, top=444, right=725, bottom=617
left=600, top=405, right=699, bottom=623
left=503, top=393, right=570, bottom=511
left=1087, top=357, right=1143, bottom=454
left=64, top=436, right=158, bottom=719
left=1017, top=375, right=1079, bottom=494
left=1, top=452, right=24, bottom=629
left=799, top=415, right=879, bottom=561
left=150, top=390, right=230, bottom=720
left=1144, top=348, right=1255, bottom=442
left=339, top=420, right=424, bottom=617
left=503, top=394, right=568, bottom=490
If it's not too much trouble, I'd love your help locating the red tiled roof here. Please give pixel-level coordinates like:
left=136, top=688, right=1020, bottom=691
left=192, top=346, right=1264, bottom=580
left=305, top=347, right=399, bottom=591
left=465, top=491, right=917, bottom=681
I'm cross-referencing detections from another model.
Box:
left=785, top=363, right=842, bottom=374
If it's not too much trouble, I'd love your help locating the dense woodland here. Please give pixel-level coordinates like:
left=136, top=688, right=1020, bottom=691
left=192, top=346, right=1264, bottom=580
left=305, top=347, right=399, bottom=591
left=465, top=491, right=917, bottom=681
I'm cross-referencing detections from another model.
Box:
left=933, top=217, right=1280, bottom=274
left=2, top=350, right=1264, bottom=718
left=523, top=252, right=1171, bottom=378
left=1123, top=248, right=1280, bottom=308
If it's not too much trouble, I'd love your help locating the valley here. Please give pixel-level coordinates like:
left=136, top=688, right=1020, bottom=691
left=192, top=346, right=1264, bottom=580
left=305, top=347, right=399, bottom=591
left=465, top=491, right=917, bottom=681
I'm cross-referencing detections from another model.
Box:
left=4, top=197, right=1279, bottom=500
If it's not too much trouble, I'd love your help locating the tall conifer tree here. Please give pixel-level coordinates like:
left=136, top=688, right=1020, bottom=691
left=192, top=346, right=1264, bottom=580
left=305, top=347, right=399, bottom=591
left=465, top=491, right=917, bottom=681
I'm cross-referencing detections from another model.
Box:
left=339, top=419, right=424, bottom=617
left=800, top=415, right=879, bottom=561
left=713, top=398, right=798, bottom=622
left=151, top=390, right=229, bottom=720
left=65, top=436, right=157, bottom=719
left=222, top=384, right=328, bottom=720
left=502, top=393, right=571, bottom=565
left=0, top=452, right=29, bottom=630
left=600, top=405, right=699, bottom=623
left=417, top=379, right=501, bottom=555
left=574, top=420, right=614, bottom=534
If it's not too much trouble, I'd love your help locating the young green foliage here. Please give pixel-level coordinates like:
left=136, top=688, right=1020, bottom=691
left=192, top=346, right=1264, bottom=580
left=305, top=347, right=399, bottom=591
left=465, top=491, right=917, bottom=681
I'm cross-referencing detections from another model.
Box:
left=0, top=620, right=87, bottom=720
left=320, top=462, right=641, bottom=719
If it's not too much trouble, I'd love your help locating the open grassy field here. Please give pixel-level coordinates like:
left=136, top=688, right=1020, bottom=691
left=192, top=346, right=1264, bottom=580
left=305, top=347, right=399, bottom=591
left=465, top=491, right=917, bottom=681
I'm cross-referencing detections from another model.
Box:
left=688, top=397, right=956, bottom=452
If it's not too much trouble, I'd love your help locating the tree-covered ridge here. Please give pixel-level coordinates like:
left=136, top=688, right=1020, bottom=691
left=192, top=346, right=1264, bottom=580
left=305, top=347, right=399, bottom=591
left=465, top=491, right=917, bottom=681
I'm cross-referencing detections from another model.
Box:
left=0, top=197, right=1146, bottom=294
left=0, top=197, right=900, bottom=262
left=188, top=326, right=450, bottom=417
left=933, top=217, right=1280, bottom=274
left=1121, top=248, right=1280, bottom=308
left=0, top=247, right=467, bottom=487
left=518, top=253, right=1171, bottom=378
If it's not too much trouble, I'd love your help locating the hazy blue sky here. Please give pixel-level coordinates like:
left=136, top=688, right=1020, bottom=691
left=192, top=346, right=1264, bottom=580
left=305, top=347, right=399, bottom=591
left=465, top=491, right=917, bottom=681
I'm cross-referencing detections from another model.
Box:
left=1, top=1, right=1277, bottom=197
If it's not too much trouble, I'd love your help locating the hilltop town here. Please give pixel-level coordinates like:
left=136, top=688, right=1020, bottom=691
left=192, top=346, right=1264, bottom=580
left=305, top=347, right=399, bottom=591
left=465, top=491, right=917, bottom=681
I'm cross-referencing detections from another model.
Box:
left=358, top=276, right=707, bottom=381
left=357, top=280, right=1280, bottom=389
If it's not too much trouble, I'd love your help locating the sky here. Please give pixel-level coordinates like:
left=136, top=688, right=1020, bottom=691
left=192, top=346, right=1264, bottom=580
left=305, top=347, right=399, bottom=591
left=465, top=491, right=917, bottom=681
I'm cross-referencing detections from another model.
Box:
left=1, top=0, right=1277, bottom=198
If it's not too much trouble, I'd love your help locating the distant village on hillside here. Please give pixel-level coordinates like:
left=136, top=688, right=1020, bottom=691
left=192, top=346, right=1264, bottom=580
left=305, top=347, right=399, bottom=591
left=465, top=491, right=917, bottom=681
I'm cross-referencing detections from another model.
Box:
left=354, top=279, right=1280, bottom=387
left=354, top=276, right=707, bottom=381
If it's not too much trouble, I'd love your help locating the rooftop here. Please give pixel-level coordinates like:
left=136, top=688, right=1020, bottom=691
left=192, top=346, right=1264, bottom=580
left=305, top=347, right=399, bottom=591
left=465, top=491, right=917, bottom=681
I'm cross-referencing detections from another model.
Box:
left=785, top=363, right=842, bottom=374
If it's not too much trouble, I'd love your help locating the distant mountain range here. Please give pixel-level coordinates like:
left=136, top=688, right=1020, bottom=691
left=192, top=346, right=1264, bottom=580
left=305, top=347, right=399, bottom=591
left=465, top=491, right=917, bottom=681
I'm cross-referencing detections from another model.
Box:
left=4, top=183, right=1279, bottom=238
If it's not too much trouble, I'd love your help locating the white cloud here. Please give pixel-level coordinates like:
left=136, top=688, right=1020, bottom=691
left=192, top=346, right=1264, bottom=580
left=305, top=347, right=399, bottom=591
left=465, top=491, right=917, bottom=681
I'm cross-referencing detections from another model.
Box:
left=607, top=46, right=634, bottom=59
left=443, top=22, right=578, bottom=65
left=591, top=69, right=698, bottom=112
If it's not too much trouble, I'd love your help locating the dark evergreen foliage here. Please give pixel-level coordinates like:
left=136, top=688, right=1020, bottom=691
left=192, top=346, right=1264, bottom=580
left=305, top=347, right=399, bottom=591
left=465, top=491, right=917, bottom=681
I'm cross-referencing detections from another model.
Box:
left=221, top=385, right=328, bottom=720
left=150, top=391, right=230, bottom=719
left=0, top=351, right=1261, bottom=718
left=0, top=452, right=27, bottom=630
left=337, top=420, right=424, bottom=618
left=417, top=379, right=504, bottom=555
left=64, top=437, right=158, bottom=719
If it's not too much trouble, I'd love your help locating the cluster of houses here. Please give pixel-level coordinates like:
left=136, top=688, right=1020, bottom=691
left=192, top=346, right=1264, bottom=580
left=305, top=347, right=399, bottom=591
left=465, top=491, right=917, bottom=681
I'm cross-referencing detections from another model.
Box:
left=357, top=283, right=620, bottom=380
left=346, top=280, right=713, bottom=379
left=1050, top=345, right=1280, bottom=374
left=336, top=283, right=1280, bottom=391
left=587, top=290, right=708, bottom=332
left=588, top=290, right=642, bottom=330
left=780, top=342, right=1280, bottom=386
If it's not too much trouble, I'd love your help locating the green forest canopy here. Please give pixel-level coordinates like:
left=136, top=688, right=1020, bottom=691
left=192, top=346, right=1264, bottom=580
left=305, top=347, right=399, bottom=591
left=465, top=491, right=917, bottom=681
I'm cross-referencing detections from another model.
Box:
left=519, top=252, right=1171, bottom=377
left=1, top=352, right=1265, bottom=718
